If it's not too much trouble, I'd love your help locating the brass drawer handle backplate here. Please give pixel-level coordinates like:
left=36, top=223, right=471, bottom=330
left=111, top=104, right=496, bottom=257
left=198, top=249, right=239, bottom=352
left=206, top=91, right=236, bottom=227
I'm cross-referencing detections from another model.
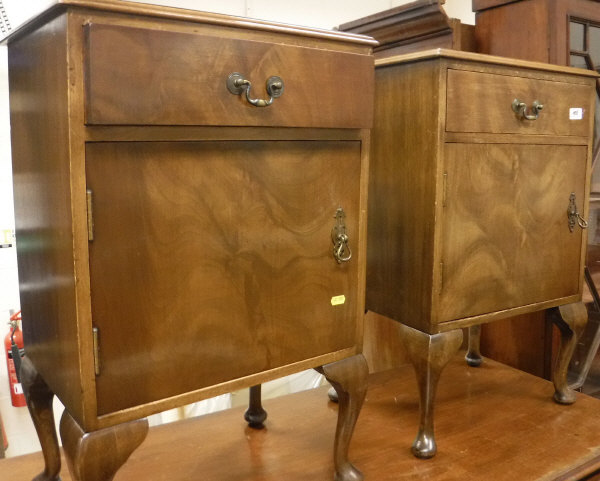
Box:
left=512, top=98, right=544, bottom=120
left=568, top=192, right=588, bottom=232
left=332, top=207, right=352, bottom=264
left=227, top=72, right=284, bottom=107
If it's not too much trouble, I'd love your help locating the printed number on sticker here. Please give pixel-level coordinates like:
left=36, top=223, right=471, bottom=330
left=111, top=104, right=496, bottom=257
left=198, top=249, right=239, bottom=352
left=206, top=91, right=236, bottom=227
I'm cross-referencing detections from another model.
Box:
left=570, top=108, right=584, bottom=120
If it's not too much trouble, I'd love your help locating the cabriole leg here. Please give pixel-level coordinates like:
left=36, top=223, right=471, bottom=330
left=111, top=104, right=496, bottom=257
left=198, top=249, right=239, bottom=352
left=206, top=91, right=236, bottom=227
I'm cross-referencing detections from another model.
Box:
left=549, top=302, right=588, bottom=405
left=465, top=324, right=483, bottom=367
left=20, top=356, right=61, bottom=481
left=399, top=324, right=463, bottom=459
left=316, top=354, right=368, bottom=481
left=245, top=384, right=267, bottom=428
left=59, top=411, right=148, bottom=481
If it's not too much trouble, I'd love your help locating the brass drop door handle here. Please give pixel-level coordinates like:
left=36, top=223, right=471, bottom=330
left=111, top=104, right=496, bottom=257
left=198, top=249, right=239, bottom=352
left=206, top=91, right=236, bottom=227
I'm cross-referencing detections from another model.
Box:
left=332, top=208, right=352, bottom=263
left=512, top=98, right=544, bottom=120
left=227, top=72, right=284, bottom=107
left=567, top=192, right=588, bottom=232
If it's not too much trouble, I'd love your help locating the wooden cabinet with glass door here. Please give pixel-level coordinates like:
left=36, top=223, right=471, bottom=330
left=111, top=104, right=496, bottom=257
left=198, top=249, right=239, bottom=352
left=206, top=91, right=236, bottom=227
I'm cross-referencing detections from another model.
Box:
left=2, top=1, right=375, bottom=480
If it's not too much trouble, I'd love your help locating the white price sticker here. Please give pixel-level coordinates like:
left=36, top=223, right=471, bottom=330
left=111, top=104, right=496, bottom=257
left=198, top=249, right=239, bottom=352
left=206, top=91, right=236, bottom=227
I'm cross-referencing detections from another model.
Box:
left=570, top=108, right=584, bottom=120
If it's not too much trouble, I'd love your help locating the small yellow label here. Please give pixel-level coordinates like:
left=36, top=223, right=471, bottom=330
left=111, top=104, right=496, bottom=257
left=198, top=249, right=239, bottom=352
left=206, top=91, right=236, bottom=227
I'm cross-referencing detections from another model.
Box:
left=330, top=295, right=346, bottom=306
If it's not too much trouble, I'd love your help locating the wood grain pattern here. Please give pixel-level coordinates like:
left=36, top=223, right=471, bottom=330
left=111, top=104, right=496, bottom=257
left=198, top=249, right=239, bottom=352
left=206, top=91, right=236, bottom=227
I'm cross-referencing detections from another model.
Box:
left=474, top=0, right=552, bottom=63
left=398, top=324, right=463, bottom=458
left=376, top=48, right=599, bottom=78
left=474, top=0, right=600, bottom=66
left=317, top=354, right=369, bottom=481
left=362, top=311, right=410, bottom=372
left=471, top=0, right=600, bottom=379
left=472, top=0, right=522, bottom=10
left=549, top=302, right=589, bottom=404
left=480, top=311, right=551, bottom=377
left=365, top=59, right=440, bottom=332
left=338, top=0, right=476, bottom=58
left=20, top=357, right=61, bottom=481
left=439, top=143, right=587, bottom=322
left=5, top=355, right=600, bottom=481
left=60, top=411, right=148, bottom=481
left=366, top=51, right=594, bottom=338
left=1, top=0, right=377, bottom=48
left=84, top=23, right=374, bottom=128
left=446, top=69, right=594, bottom=137
left=86, top=141, right=362, bottom=414
left=8, top=12, right=88, bottom=425
left=7, top=0, right=372, bottom=442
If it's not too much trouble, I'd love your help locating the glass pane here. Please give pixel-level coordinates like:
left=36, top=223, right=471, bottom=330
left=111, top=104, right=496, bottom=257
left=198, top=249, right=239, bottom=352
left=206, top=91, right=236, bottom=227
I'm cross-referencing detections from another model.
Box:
left=590, top=25, right=600, bottom=70
left=570, top=54, right=588, bottom=70
left=571, top=21, right=586, bottom=51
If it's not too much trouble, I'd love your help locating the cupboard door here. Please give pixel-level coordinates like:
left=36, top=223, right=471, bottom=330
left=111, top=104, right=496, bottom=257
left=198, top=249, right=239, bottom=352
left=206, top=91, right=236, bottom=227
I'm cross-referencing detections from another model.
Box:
left=439, top=143, right=587, bottom=323
left=86, top=141, right=362, bottom=414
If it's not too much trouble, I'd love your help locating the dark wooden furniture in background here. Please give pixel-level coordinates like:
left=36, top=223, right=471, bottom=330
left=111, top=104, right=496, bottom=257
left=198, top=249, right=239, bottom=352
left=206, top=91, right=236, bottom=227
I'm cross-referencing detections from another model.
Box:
left=473, top=0, right=600, bottom=382
left=2, top=1, right=375, bottom=480
left=338, top=0, right=476, bottom=60
left=361, top=48, right=596, bottom=458
left=4, top=355, right=600, bottom=481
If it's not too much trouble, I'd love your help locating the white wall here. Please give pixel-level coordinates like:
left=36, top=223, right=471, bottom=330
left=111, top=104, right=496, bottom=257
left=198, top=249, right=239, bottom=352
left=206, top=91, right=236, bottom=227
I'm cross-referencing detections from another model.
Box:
left=0, top=0, right=475, bottom=458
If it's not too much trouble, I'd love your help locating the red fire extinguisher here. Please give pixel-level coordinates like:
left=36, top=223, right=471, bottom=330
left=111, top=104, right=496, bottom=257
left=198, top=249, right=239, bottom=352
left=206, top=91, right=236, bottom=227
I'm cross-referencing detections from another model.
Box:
left=4, top=310, right=26, bottom=407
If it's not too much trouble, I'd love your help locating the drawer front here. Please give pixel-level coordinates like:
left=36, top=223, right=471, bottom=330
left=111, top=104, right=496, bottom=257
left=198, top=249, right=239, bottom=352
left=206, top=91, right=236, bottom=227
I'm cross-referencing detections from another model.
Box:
left=446, top=69, right=593, bottom=136
left=84, top=23, right=373, bottom=128
left=439, top=143, right=587, bottom=323
left=86, top=141, right=362, bottom=414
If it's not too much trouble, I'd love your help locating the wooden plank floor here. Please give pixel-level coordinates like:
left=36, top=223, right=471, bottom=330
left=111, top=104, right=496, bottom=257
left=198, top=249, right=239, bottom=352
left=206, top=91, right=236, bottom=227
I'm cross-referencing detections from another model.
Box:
left=3, top=354, right=600, bottom=481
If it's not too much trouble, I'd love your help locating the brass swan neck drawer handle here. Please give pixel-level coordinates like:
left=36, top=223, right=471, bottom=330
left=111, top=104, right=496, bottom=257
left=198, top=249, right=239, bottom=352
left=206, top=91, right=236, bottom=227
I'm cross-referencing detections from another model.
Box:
left=227, top=72, right=284, bottom=107
left=568, top=192, right=588, bottom=232
left=332, top=208, right=352, bottom=263
left=512, top=98, right=544, bottom=120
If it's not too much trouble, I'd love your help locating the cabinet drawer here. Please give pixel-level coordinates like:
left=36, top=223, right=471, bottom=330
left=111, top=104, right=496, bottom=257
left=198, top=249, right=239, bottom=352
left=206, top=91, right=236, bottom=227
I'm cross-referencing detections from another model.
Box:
left=446, top=69, right=592, bottom=136
left=84, top=23, right=373, bottom=128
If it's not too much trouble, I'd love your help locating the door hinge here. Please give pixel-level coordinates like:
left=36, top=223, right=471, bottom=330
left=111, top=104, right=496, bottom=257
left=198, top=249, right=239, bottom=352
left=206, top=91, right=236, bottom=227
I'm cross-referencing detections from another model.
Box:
left=92, top=326, right=100, bottom=376
left=442, top=172, right=448, bottom=207
left=439, top=262, right=444, bottom=292
left=86, top=189, right=94, bottom=241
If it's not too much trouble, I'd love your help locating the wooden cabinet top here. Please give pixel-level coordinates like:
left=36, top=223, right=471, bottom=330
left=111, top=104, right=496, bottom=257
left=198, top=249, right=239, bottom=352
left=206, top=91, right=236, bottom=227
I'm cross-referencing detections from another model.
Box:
left=1, top=0, right=378, bottom=47
left=376, top=48, right=600, bottom=78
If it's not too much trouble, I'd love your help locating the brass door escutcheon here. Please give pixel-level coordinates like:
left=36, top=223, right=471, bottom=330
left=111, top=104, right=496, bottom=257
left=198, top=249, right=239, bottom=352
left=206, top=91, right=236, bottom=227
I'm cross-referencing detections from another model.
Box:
left=567, top=192, right=588, bottom=232
left=512, top=98, right=544, bottom=120
left=332, top=208, right=352, bottom=263
left=227, top=72, right=284, bottom=107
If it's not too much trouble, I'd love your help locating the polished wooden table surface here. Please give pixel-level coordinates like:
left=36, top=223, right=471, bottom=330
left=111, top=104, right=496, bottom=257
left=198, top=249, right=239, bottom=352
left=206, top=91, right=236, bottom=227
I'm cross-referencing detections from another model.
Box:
left=4, top=354, right=600, bottom=481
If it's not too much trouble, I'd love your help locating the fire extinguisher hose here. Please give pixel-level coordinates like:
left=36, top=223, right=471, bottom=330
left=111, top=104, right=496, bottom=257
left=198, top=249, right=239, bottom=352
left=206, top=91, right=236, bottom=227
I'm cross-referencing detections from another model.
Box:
left=9, top=311, right=23, bottom=383
left=10, top=333, right=22, bottom=384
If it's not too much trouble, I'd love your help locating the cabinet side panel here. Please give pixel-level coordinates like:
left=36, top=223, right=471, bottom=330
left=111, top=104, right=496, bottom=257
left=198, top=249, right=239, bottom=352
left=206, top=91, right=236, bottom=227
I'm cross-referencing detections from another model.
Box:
left=474, top=0, right=551, bottom=63
left=8, top=14, right=84, bottom=421
left=366, top=61, right=439, bottom=331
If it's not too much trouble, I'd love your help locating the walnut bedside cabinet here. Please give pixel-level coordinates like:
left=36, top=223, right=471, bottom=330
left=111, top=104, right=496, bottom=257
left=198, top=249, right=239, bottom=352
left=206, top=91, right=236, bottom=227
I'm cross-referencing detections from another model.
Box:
left=2, top=1, right=375, bottom=480
left=366, top=49, right=597, bottom=458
